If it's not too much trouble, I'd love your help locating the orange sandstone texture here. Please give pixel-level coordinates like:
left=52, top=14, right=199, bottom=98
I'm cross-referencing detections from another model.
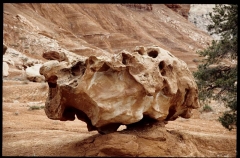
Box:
left=40, top=45, right=200, bottom=134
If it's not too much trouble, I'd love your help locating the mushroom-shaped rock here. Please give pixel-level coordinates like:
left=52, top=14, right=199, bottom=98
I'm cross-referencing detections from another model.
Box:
left=26, top=64, right=45, bottom=82
left=40, top=46, right=200, bottom=134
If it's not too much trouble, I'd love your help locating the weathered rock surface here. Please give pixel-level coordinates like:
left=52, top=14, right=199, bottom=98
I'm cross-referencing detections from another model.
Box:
left=26, top=64, right=45, bottom=82
left=75, top=122, right=236, bottom=157
left=3, top=62, right=9, bottom=77
left=3, top=43, right=7, bottom=55
left=42, top=50, right=68, bottom=62
left=3, top=3, right=213, bottom=72
left=40, top=45, right=200, bottom=134
left=165, top=4, right=190, bottom=19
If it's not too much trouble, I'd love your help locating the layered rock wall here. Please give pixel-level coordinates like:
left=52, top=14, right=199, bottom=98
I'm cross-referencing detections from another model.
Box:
left=165, top=4, right=190, bottom=19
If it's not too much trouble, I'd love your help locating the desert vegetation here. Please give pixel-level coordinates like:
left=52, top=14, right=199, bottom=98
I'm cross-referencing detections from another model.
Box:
left=194, top=4, right=237, bottom=130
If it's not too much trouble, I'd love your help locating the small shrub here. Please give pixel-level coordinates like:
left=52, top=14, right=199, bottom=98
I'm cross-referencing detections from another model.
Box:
left=202, top=104, right=213, bottom=112
left=193, top=58, right=200, bottom=63
left=28, top=105, right=45, bottom=111
left=218, top=112, right=236, bottom=130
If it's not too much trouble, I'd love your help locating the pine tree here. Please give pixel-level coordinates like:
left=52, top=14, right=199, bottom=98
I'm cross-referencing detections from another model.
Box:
left=193, top=4, right=237, bottom=130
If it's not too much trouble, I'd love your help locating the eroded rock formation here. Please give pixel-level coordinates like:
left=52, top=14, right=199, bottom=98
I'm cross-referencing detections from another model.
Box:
left=165, top=4, right=190, bottom=19
left=40, top=45, right=200, bottom=134
left=26, top=64, right=45, bottom=82
left=121, top=4, right=153, bottom=11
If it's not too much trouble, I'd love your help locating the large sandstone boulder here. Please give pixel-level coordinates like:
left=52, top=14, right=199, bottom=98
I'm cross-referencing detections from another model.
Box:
left=26, top=64, right=45, bottom=82
left=40, top=45, right=200, bottom=134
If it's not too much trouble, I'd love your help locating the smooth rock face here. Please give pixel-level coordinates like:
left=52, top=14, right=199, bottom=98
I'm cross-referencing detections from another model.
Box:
left=40, top=46, right=200, bottom=134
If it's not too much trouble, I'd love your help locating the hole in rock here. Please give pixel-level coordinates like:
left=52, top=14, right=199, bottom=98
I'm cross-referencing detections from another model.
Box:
left=126, top=115, right=158, bottom=130
left=61, top=106, right=96, bottom=130
left=47, top=75, right=58, bottom=88
left=61, top=107, right=76, bottom=121
left=162, top=79, right=170, bottom=95
left=89, top=59, right=95, bottom=65
left=168, top=64, right=173, bottom=71
left=122, top=53, right=128, bottom=65
left=90, top=68, right=96, bottom=72
left=48, top=75, right=58, bottom=83
left=137, top=50, right=143, bottom=55
left=184, top=88, right=190, bottom=103
left=161, top=69, right=166, bottom=76
left=98, top=63, right=110, bottom=72
left=98, top=123, right=122, bottom=134
left=147, top=50, right=158, bottom=58
left=165, top=107, right=177, bottom=121
left=71, top=61, right=86, bottom=76
left=162, top=86, right=169, bottom=95
left=48, top=82, right=57, bottom=88
left=143, top=73, right=149, bottom=77
left=159, top=61, right=165, bottom=70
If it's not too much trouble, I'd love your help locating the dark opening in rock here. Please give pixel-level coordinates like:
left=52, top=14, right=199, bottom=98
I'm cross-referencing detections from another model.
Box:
left=47, top=75, right=58, bottom=87
left=48, top=82, right=57, bottom=88
left=184, top=88, right=189, bottom=103
left=61, top=106, right=76, bottom=121
left=161, top=69, right=166, bottom=76
left=122, top=53, right=128, bottom=65
left=71, top=61, right=86, bottom=76
left=168, top=64, right=173, bottom=71
left=137, top=50, right=144, bottom=55
left=75, top=108, right=98, bottom=131
left=126, top=115, right=158, bottom=130
left=159, top=61, right=165, bottom=70
left=162, top=79, right=170, bottom=95
left=165, top=106, right=177, bottom=121
left=98, top=63, right=110, bottom=72
left=148, top=50, right=158, bottom=58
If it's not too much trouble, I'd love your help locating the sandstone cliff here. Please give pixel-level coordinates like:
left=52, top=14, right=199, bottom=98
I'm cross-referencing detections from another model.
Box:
left=165, top=4, right=190, bottom=19
left=3, top=3, right=213, bottom=72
